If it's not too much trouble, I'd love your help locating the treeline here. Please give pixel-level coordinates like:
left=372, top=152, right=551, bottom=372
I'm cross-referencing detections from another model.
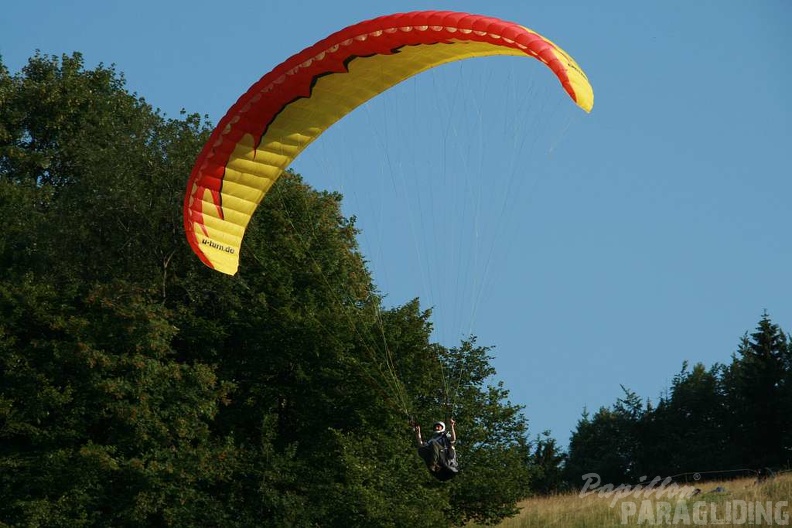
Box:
left=0, top=53, right=539, bottom=527
left=563, top=313, right=792, bottom=487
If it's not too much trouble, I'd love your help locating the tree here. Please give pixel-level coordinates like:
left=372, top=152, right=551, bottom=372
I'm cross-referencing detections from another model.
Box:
left=724, top=313, right=792, bottom=469
left=640, top=362, right=735, bottom=477
left=529, top=431, right=567, bottom=494
left=0, top=52, right=245, bottom=527
left=565, top=387, right=644, bottom=486
left=441, top=339, right=534, bottom=525
left=1, top=52, right=539, bottom=527
left=565, top=314, right=791, bottom=489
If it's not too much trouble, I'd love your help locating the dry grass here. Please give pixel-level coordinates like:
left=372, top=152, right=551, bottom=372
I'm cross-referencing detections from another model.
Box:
left=470, top=473, right=791, bottom=527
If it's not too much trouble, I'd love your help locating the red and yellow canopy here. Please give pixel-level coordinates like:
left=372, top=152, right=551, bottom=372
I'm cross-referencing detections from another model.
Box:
left=184, top=11, right=593, bottom=275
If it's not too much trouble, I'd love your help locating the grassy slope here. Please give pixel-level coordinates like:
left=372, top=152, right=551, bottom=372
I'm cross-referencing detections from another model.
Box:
left=471, top=473, right=791, bottom=527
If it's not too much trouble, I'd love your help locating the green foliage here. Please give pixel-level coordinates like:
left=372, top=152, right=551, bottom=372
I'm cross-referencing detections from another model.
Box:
left=565, top=394, right=640, bottom=487
left=0, top=278, right=237, bottom=526
left=0, top=52, right=540, bottom=527
left=566, top=313, right=792, bottom=487
left=529, top=431, right=567, bottom=494
left=724, top=313, right=792, bottom=469
left=442, top=340, right=533, bottom=525
left=641, top=361, right=736, bottom=476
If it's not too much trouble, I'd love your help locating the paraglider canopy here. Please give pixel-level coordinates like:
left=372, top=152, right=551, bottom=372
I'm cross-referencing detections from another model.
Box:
left=183, top=10, right=593, bottom=275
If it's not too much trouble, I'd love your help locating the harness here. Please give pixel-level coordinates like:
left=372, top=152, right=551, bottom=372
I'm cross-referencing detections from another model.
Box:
left=421, top=432, right=458, bottom=481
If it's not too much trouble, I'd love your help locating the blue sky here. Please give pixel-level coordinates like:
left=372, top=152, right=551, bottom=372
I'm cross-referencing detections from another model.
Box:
left=3, top=1, right=790, bottom=445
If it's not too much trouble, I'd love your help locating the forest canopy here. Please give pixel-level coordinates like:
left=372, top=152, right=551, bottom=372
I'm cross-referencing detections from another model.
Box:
left=0, top=52, right=536, bottom=527
left=565, top=313, right=792, bottom=487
